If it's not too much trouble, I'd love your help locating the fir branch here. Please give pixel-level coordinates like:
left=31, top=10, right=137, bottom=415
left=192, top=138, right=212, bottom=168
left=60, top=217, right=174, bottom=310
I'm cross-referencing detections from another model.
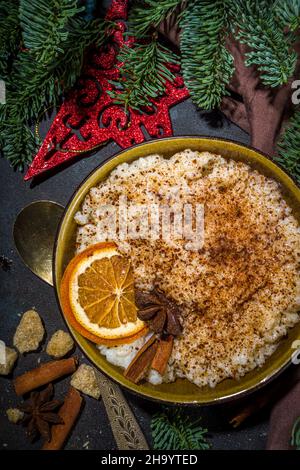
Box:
left=0, top=0, right=21, bottom=78
left=235, top=0, right=297, bottom=87
left=2, top=118, right=37, bottom=171
left=129, top=0, right=183, bottom=38
left=151, top=408, right=210, bottom=450
left=1, top=0, right=107, bottom=170
left=274, top=108, right=300, bottom=184
left=109, top=37, right=179, bottom=111
left=291, top=416, right=300, bottom=449
left=180, top=0, right=234, bottom=110
left=19, top=0, right=85, bottom=63
left=274, top=0, right=300, bottom=32
left=52, top=16, right=108, bottom=91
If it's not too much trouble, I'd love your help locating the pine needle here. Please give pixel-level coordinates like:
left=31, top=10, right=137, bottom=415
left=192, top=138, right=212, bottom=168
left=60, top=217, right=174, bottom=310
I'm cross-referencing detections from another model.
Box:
left=151, top=407, right=210, bottom=450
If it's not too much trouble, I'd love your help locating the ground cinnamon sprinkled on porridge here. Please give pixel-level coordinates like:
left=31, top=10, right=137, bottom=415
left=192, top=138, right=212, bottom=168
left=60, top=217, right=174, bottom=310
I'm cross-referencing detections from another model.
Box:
left=75, top=150, right=300, bottom=388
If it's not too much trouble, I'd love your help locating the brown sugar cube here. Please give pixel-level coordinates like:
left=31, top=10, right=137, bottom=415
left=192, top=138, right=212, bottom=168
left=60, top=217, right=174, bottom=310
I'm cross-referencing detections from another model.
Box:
left=71, top=364, right=101, bottom=399
left=46, top=330, right=74, bottom=358
left=13, top=310, right=45, bottom=353
left=6, top=408, right=24, bottom=424
left=0, top=344, right=18, bottom=375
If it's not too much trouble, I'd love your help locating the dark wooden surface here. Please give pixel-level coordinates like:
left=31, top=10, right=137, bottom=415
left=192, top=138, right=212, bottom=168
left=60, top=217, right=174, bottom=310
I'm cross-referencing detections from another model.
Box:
left=0, top=99, right=270, bottom=450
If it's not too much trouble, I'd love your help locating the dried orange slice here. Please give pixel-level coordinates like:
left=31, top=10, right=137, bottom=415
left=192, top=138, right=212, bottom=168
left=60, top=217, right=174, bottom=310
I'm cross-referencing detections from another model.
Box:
left=60, top=242, right=147, bottom=345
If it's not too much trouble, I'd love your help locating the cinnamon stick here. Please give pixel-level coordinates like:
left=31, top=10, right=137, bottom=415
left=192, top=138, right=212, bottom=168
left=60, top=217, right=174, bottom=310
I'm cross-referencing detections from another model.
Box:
left=124, top=335, right=158, bottom=384
left=42, top=386, right=83, bottom=450
left=229, top=392, right=273, bottom=428
left=228, top=367, right=300, bottom=428
left=151, top=336, right=173, bottom=375
left=14, top=357, right=77, bottom=396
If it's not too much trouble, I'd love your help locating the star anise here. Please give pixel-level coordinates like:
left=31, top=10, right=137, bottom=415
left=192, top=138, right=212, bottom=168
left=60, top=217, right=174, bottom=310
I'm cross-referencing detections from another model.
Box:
left=136, top=288, right=182, bottom=336
left=19, top=383, right=64, bottom=442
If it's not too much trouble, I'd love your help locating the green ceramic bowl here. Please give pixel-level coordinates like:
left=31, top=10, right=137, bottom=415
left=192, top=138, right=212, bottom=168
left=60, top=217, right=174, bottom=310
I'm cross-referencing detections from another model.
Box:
left=54, top=137, right=300, bottom=404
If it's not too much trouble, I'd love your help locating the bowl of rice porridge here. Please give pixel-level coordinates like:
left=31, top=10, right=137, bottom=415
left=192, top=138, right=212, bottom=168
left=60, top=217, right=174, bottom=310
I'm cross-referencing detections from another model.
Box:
left=54, top=137, right=300, bottom=404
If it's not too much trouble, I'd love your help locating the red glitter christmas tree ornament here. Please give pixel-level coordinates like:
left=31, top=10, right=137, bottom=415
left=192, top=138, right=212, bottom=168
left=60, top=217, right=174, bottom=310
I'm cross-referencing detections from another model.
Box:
left=24, top=0, right=189, bottom=180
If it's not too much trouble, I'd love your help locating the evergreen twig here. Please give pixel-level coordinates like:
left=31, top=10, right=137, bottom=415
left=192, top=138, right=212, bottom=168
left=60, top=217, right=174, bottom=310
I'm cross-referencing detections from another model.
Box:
left=0, top=0, right=21, bottom=77
left=19, top=0, right=84, bottom=63
left=151, top=407, right=210, bottom=450
left=235, top=0, right=297, bottom=87
left=275, top=0, right=300, bottom=32
left=108, top=37, right=179, bottom=111
left=129, top=0, right=183, bottom=38
left=275, top=109, right=300, bottom=185
left=180, top=0, right=234, bottom=109
left=0, top=0, right=107, bottom=170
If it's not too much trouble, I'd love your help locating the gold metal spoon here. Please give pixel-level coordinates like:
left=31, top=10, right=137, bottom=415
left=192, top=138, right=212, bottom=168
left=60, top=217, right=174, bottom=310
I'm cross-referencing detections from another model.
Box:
left=13, top=201, right=149, bottom=450
left=14, top=201, right=64, bottom=286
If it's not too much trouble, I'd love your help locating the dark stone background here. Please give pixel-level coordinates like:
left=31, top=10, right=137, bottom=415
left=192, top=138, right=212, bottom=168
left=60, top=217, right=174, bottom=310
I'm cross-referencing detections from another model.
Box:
left=0, top=99, right=271, bottom=450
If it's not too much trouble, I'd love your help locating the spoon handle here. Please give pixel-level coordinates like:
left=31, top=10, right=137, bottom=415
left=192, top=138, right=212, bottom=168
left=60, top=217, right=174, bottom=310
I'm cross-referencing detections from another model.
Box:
left=97, top=371, right=149, bottom=450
